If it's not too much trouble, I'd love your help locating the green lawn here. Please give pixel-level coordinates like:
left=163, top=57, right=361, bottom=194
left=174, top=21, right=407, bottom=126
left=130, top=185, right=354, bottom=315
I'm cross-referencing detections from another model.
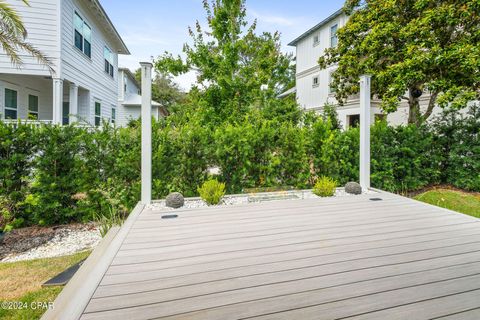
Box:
left=414, top=188, right=480, bottom=218
left=0, top=251, right=90, bottom=320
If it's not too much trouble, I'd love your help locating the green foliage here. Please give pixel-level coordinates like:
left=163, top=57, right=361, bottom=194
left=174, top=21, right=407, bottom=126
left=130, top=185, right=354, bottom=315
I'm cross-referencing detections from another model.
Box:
left=197, top=179, right=226, bottom=205
left=25, top=125, right=85, bottom=225
left=0, top=122, right=37, bottom=225
left=134, top=69, right=185, bottom=110
left=154, top=0, right=295, bottom=127
left=431, top=105, right=480, bottom=191
left=320, top=0, right=480, bottom=125
left=313, top=176, right=337, bottom=197
left=0, top=105, right=478, bottom=228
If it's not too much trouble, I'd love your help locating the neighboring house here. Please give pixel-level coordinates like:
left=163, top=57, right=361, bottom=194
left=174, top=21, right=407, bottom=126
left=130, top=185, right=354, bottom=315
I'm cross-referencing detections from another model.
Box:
left=0, top=0, right=129, bottom=126
left=288, top=9, right=439, bottom=129
left=117, top=68, right=167, bottom=127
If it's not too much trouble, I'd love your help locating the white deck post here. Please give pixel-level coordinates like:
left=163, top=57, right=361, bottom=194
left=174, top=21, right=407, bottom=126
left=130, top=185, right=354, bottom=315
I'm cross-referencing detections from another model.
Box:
left=69, top=83, right=78, bottom=124
left=359, top=74, right=371, bottom=190
left=140, top=62, right=152, bottom=204
left=52, top=78, right=63, bottom=124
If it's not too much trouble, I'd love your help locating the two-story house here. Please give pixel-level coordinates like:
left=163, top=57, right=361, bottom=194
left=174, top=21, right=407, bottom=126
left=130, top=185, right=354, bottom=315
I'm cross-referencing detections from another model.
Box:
left=288, top=9, right=436, bottom=129
left=0, top=0, right=129, bottom=126
left=117, top=68, right=167, bottom=127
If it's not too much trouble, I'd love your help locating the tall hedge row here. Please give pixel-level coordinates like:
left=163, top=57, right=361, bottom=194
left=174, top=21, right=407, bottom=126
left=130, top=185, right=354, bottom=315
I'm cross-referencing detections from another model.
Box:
left=0, top=106, right=478, bottom=228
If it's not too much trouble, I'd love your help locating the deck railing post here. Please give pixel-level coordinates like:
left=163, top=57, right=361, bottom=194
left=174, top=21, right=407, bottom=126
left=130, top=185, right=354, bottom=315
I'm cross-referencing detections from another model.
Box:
left=359, top=74, right=371, bottom=190
left=140, top=62, right=152, bottom=204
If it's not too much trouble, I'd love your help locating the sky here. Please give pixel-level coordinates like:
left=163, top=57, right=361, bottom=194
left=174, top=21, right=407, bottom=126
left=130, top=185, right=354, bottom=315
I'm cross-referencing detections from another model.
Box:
left=101, top=0, right=345, bottom=91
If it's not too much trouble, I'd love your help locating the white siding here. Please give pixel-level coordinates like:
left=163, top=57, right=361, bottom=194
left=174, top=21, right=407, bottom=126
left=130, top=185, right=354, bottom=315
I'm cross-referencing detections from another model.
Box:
left=295, top=14, right=347, bottom=111
left=60, top=0, right=119, bottom=125
left=0, top=0, right=60, bottom=76
left=117, top=105, right=159, bottom=127
left=296, top=14, right=348, bottom=74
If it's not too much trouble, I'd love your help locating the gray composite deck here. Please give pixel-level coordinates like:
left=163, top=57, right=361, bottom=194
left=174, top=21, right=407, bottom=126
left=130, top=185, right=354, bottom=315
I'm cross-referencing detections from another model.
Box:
left=45, top=191, right=480, bottom=320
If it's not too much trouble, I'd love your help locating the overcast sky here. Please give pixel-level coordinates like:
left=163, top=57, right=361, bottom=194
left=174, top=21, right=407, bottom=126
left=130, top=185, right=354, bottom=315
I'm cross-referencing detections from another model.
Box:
left=101, top=0, right=345, bottom=90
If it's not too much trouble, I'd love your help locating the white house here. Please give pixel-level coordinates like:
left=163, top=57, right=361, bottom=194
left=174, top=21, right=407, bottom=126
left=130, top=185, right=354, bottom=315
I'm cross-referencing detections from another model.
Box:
left=0, top=0, right=129, bottom=126
left=117, top=68, right=167, bottom=127
left=288, top=9, right=437, bottom=129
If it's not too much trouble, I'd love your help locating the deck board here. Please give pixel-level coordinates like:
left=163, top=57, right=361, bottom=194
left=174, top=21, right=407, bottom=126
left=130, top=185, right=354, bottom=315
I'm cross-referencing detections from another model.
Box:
left=50, top=191, right=480, bottom=320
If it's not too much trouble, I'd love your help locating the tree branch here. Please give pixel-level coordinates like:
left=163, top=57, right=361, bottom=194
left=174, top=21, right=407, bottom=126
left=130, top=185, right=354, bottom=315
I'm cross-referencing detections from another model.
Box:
left=421, top=91, right=439, bottom=122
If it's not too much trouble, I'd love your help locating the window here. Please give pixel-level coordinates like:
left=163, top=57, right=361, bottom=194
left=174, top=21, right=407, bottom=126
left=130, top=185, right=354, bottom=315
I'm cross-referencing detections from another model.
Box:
left=4, top=88, right=17, bottom=119
left=312, top=76, right=319, bottom=87
left=329, top=71, right=336, bottom=94
left=63, top=102, right=69, bottom=125
left=28, top=94, right=39, bottom=120
left=74, top=11, right=91, bottom=57
left=95, top=102, right=101, bottom=126
left=123, top=75, right=127, bottom=93
left=330, top=24, right=338, bottom=47
left=111, top=107, right=116, bottom=124
left=313, top=34, right=319, bottom=46
left=348, top=114, right=360, bottom=128
left=104, top=47, right=114, bottom=77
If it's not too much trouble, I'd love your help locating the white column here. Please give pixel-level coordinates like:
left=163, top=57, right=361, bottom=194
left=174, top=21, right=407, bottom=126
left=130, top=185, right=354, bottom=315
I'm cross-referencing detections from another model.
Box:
left=359, top=74, right=371, bottom=190
left=140, top=62, right=152, bottom=204
left=52, top=78, right=63, bottom=124
left=69, top=83, right=78, bottom=124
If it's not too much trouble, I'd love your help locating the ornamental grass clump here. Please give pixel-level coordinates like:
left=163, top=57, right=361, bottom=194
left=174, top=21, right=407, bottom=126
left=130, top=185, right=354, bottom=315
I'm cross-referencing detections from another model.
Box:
left=198, top=179, right=226, bottom=205
left=313, top=176, right=337, bottom=197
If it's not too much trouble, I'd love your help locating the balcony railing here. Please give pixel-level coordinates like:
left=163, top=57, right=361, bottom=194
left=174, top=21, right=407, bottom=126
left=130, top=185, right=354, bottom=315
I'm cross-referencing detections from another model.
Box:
left=1, top=119, right=53, bottom=128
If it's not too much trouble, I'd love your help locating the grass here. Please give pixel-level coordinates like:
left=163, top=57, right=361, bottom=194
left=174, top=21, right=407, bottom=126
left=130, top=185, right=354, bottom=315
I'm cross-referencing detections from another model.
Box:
left=414, top=188, right=480, bottom=218
left=0, top=250, right=91, bottom=320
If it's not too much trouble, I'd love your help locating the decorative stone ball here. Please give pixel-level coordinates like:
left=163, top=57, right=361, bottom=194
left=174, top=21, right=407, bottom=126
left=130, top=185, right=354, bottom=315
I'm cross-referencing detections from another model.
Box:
left=165, top=192, right=184, bottom=208
left=345, top=182, right=362, bottom=195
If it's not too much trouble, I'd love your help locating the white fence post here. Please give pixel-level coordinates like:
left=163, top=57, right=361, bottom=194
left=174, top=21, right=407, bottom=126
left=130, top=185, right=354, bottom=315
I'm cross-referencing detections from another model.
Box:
left=140, top=62, right=152, bottom=204
left=359, top=74, right=371, bottom=190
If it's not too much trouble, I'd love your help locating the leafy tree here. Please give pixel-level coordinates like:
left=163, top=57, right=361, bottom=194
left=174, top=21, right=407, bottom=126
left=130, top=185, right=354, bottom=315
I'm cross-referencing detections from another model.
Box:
left=154, top=0, right=295, bottom=125
left=134, top=69, right=185, bottom=110
left=0, top=0, right=52, bottom=71
left=319, top=0, right=480, bottom=125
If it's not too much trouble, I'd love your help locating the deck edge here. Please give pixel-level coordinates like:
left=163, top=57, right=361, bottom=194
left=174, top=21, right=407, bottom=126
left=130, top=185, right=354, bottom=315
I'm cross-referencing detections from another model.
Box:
left=41, top=202, right=145, bottom=320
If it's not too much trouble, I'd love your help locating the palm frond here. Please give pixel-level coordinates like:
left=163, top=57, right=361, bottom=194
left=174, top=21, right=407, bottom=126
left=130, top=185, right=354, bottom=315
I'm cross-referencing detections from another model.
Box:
left=0, top=0, right=54, bottom=74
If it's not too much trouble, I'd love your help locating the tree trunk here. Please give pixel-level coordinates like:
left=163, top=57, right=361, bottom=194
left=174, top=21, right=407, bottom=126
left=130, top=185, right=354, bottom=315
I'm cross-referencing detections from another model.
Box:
left=407, top=87, right=421, bottom=125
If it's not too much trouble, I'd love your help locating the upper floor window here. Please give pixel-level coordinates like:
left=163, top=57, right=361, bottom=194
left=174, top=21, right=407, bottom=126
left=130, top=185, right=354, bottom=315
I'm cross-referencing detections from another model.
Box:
left=312, top=76, right=319, bottom=88
left=104, top=47, right=114, bottom=77
left=313, top=34, right=319, bottom=46
left=4, top=88, right=17, bottom=119
left=123, top=75, right=127, bottom=93
left=28, top=94, right=39, bottom=120
left=330, top=24, right=338, bottom=47
left=74, top=12, right=91, bottom=58
left=95, top=102, right=101, bottom=126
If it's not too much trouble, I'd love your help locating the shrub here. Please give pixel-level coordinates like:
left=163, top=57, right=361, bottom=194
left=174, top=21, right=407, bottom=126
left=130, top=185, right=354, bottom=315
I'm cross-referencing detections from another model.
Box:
left=312, top=176, right=337, bottom=197
left=197, top=179, right=226, bottom=205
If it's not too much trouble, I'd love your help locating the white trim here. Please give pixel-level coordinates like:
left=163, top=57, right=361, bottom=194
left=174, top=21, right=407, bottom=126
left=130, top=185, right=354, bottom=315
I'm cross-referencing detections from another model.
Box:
left=359, top=75, right=371, bottom=189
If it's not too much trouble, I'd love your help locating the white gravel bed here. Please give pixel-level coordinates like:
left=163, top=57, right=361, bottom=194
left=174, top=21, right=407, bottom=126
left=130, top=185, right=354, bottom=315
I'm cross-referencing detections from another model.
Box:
left=1, top=226, right=101, bottom=263
left=148, top=188, right=377, bottom=211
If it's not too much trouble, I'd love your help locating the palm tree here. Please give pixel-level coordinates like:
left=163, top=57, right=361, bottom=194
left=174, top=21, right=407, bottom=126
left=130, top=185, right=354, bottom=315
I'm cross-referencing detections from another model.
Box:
left=0, top=0, right=53, bottom=72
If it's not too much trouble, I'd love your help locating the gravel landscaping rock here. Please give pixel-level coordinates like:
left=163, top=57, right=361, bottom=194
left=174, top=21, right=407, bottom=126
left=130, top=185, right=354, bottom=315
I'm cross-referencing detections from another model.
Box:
left=0, top=223, right=101, bottom=263
left=165, top=192, right=185, bottom=208
left=345, top=182, right=363, bottom=195
left=148, top=188, right=376, bottom=212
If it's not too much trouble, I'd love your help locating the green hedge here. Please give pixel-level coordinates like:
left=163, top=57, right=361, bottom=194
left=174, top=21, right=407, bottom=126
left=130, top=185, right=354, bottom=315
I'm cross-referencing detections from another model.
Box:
left=0, top=106, right=478, bottom=228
